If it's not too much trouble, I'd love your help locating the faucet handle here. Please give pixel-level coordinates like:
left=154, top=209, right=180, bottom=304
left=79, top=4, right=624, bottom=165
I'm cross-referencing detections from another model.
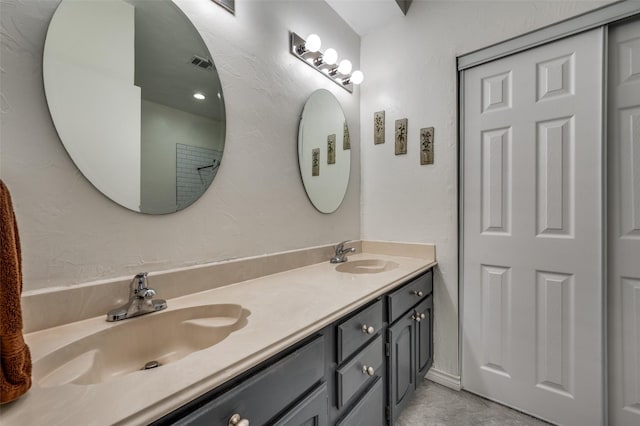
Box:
left=336, top=240, right=351, bottom=251
left=131, top=272, right=149, bottom=294
left=138, top=287, right=156, bottom=299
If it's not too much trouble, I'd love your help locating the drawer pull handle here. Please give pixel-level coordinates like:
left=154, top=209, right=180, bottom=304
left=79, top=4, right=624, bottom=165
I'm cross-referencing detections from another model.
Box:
left=413, top=290, right=424, bottom=297
left=229, top=413, right=249, bottom=426
left=361, top=324, right=375, bottom=334
left=362, top=365, right=375, bottom=376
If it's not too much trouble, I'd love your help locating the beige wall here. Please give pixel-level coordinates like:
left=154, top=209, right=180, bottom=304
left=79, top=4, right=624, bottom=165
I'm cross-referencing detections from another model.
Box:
left=0, top=0, right=361, bottom=291
left=359, top=0, right=614, bottom=379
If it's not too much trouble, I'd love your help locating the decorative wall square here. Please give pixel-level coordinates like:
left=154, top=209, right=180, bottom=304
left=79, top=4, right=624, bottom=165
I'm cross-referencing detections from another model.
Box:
left=312, top=148, right=320, bottom=176
left=420, top=127, right=435, bottom=165
left=374, top=111, right=385, bottom=144
left=395, top=118, right=408, bottom=155
left=343, top=122, right=351, bottom=150
left=327, top=134, right=336, bottom=164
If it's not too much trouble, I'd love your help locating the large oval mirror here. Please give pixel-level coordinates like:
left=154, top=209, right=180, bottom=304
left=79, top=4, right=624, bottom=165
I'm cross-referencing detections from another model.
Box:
left=43, top=0, right=225, bottom=214
left=298, top=89, right=351, bottom=213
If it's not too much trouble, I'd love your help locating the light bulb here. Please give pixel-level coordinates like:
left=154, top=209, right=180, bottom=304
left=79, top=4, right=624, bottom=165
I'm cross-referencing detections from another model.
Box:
left=193, top=92, right=206, bottom=100
left=337, top=59, right=352, bottom=75
left=305, top=34, right=321, bottom=52
left=350, top=70, right=364, bottom=85
left=323, top=48, right=338, bottom=65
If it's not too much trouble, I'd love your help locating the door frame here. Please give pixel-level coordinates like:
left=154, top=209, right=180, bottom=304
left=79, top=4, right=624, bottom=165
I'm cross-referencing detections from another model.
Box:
left=456, top=3, right=640, bottom=424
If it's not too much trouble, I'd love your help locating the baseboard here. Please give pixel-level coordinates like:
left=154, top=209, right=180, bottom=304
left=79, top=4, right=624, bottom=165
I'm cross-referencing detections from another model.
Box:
left=425, top=368, right=462, bottom=391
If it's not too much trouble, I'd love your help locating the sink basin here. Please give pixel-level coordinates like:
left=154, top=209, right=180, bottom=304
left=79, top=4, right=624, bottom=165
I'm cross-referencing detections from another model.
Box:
left=335, top=259, right=399, bottom=274
left=33, top=304, right=249, bottom=388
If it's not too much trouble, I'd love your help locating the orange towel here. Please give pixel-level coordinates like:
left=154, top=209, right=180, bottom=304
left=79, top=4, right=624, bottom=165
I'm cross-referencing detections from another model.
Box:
left=0, top=180, right=31, bottom=404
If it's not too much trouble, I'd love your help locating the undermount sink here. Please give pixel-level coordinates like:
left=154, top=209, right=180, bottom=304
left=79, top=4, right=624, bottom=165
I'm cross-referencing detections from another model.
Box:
left=33, top=304, right=250, bottom=388
left=335, top=259, right=399, bottom=274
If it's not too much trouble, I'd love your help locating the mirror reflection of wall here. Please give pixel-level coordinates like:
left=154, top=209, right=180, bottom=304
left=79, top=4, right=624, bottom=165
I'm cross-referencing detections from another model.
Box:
left=43, top=0, right=226, bottom=214
left=298, top=90, right=351, bottom=213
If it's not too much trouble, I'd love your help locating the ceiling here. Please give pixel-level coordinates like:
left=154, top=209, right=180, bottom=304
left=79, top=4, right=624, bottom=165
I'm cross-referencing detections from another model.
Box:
left=127, top=0, right=225, bottom=121
left=324, top=0, right=408, bottom=36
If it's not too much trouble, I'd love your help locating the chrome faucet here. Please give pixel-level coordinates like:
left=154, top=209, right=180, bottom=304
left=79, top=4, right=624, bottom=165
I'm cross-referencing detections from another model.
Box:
left=330, top=240, right=356, bottom=263
left=106, top=272, right=167, bottom=321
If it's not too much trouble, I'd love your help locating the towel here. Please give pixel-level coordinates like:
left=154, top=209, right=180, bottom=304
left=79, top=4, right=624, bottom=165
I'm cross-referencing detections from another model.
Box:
left=0, top=180, right=31, bottom=404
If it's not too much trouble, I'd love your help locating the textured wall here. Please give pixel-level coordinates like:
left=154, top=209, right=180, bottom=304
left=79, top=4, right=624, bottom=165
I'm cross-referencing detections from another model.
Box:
left=0, top=0, right=361, bottom=291
left=359, top=0, right=613, bottom=379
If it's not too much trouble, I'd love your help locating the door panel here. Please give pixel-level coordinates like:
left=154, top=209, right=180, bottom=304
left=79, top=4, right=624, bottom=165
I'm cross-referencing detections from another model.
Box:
left=387, top=313, right=415, bottom=424
left=462, top=29, right=603, bottom=426
left=608, top=18, right=640, bottom=426
left=416, top=295, right=433, bottom=378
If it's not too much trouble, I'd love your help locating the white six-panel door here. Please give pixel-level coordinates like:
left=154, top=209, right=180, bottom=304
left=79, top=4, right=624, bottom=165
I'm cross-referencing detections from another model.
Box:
left=608, top=18, right=640, bottom=426
left=462, top=29, right=603, bottom=425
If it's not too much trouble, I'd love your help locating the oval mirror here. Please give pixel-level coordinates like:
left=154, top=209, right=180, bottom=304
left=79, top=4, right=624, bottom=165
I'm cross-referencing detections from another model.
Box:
left=298, top=90, right=351, bottom=213
left=43, top=0, right=225, bottom=214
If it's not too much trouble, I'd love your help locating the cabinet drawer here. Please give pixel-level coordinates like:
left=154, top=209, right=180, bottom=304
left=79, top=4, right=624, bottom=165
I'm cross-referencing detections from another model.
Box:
left=272, top=382, right=328, bottom=426
left=336, top=335, right=383, bottom=409
left=174, top=335, right=325, bottom=426
left=387, top=270, right=432, bottom=323
left=336, top=377, right=384, bottom=426
left=336, top=299, right=383, bottom=363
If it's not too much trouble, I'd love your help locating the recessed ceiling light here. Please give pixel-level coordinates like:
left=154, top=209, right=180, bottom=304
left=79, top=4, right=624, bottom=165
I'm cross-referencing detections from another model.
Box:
left=193, top=92, right=206, bottom=100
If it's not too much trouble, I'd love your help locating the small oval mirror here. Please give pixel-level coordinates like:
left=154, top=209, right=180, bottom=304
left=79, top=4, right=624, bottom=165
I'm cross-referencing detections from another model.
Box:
left=43, top=0, right=226, bottom=214
left=298, top=90, right=351, bottom=213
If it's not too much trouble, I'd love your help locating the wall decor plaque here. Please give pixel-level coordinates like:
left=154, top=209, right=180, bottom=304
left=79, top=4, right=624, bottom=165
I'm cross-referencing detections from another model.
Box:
left=374, top=111, right=385, bottom=144
left=420, top=127, right=434, bottom=165
left=312, top=148, right=320, bottom=176
left=343, top=122, right=351, bottom=150
left=327, top=134, right=336, bottom=164
left=395, top=118, right=408, bottom=155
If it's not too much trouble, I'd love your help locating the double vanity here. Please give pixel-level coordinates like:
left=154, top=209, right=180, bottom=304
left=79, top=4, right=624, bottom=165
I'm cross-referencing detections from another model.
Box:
left=2, top=1, right=440, bottom=424
left=2, top=241, right=436, bottom=425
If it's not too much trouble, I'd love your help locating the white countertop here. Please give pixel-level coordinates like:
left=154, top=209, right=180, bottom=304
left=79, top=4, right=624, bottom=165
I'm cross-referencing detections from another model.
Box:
left=1, top=246, right=436, bottom=426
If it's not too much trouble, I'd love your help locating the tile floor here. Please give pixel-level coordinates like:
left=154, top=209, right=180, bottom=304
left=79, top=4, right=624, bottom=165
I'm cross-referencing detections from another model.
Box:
left=396, top=379, right=552, bottom=426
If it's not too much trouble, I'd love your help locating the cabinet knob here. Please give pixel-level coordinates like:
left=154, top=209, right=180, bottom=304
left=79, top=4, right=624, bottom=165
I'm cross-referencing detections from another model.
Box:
left=229, top=413, right=249, bottom=426
left=412, top=313, right=421, bottom=322
left=420, top=313, right=426, bottom=320
left=362, top=365, right=375, bottom=376
left=361, top=324, right=375, bottom=334
left=413, top=290, right=424, bottom=297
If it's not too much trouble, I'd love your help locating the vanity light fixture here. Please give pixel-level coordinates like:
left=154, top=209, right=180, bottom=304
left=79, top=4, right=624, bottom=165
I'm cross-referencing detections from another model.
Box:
left=337, top=59, right=352, bottom=75
left=290, top=32, right=363, bottom=93
left=322, top=48, right=338, bottom=66
left=193, top=92, right=206, bottom=100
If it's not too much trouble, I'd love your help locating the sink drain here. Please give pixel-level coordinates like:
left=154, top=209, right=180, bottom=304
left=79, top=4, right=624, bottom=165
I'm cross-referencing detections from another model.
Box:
left=143, top=360, right=160, bottom=370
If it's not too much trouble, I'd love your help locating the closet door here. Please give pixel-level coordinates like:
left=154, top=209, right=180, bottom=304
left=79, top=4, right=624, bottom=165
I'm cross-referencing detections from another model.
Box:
left=462, top=29, right=603, bottom=425
left=608, top=18, right=640, bottom=426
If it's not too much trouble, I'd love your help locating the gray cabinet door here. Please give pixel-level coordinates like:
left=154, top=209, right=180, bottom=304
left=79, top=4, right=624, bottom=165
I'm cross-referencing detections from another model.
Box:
left=415, top=295, right=433, bottom=380
left=273, top=383, right=328, bottom=426
left=387, top=311, right=416, bottom=424
left=335, top=377, right=385, bottom=426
